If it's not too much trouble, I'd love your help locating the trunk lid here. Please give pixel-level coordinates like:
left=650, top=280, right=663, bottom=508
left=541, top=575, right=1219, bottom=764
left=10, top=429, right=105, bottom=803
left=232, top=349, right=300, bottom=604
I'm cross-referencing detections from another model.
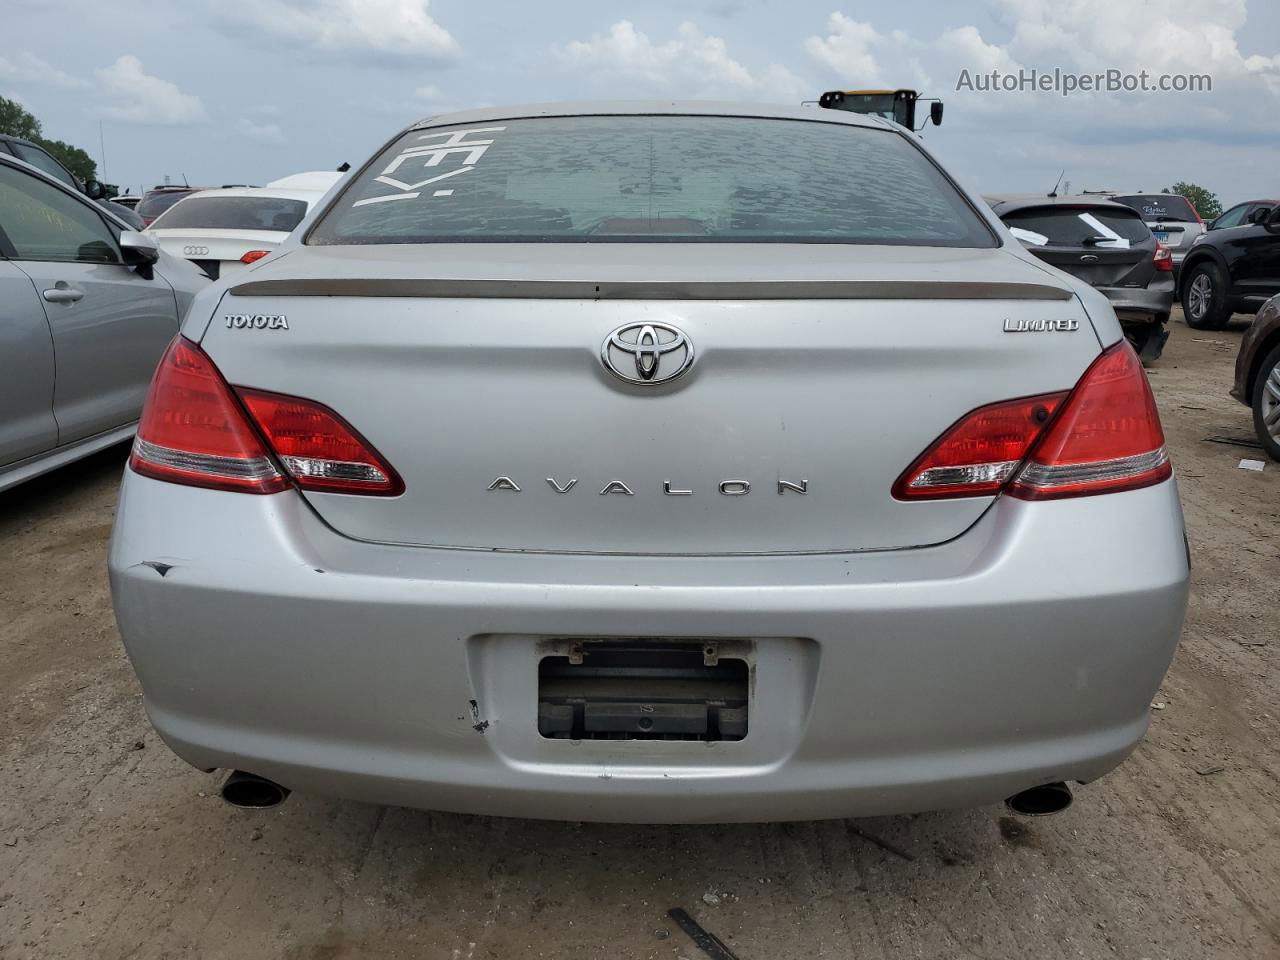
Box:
left=148, top=229, right=288, bottom=280
left=198, top=243, right=1099, bottom=555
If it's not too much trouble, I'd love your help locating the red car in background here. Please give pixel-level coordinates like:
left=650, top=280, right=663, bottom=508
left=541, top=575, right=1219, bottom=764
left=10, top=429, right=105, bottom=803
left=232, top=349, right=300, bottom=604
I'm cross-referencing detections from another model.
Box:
left=136, top=186, right=207, bottom=226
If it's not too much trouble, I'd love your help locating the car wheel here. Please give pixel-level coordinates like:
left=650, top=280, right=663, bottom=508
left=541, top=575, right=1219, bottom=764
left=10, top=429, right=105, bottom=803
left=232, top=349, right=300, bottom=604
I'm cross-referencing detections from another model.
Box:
left=1181, top=262, right=1230, bottom=330
left=1252, top=343, right=1280, bottom=462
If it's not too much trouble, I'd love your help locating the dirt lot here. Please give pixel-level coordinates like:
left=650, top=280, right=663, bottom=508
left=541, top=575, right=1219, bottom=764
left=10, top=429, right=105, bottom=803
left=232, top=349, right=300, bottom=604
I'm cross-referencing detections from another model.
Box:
left=1, top=313, right=1277, bottom=960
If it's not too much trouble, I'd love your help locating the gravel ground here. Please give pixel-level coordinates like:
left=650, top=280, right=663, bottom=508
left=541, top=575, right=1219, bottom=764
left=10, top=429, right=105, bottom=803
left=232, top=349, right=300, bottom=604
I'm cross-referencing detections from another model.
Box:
left=1, top=313, right=1277, bottom=960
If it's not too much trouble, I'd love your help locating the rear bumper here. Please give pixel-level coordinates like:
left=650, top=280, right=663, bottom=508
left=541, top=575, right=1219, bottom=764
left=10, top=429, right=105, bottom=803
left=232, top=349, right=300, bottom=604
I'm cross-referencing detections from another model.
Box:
left=109, top=474, right=1189, bottom=822
left=1100, top=275, right=1175, bottom=320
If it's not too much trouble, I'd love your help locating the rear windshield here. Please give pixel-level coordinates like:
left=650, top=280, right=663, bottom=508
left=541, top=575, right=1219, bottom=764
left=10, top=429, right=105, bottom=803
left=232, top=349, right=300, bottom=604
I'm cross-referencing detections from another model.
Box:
left=1001, top=207, right=1150, bottom=247
left=151, top=196, right=308, bottom=232
left=136, top=191, right=191, bottom=219
left=309, top=115, right=995, bottom=247
left=1109, top=194, right=1199, bottom=223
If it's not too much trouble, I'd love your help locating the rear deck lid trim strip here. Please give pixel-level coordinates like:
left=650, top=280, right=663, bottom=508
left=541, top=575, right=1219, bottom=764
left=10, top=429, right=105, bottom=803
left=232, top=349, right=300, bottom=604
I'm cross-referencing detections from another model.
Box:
left=226, top=278, right=1073, bottom=301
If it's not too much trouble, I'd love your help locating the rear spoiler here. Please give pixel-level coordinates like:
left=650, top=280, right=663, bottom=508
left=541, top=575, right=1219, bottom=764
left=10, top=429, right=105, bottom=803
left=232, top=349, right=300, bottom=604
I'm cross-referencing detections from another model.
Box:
left=227, top=278, right=1072, bottom=301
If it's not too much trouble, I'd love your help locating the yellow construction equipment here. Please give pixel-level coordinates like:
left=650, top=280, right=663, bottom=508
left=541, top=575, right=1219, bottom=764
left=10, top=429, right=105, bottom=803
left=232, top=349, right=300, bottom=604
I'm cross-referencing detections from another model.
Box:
left=817, top=89, right=943, bottom=131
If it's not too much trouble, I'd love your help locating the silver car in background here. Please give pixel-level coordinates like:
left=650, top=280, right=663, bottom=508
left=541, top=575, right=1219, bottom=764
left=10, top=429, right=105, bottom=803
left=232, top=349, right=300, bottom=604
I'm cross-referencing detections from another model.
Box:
left=1, top=153, right=207, bottom=492
left=109, top=102, right=1189, bottom=822
left=1097, top=192, right=1206, bottom=284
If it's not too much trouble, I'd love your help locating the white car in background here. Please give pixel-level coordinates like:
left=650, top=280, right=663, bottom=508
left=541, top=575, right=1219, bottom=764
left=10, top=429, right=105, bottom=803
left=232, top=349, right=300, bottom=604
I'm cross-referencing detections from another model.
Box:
left=145, top=173, right=342, bottom=281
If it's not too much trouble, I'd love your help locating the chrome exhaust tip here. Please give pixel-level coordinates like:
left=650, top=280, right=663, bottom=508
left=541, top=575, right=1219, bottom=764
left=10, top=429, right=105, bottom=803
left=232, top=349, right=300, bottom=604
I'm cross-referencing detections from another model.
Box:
left=220, top=770, right=290, bottom=809
left=1005, top=781, right=1073, bottom=817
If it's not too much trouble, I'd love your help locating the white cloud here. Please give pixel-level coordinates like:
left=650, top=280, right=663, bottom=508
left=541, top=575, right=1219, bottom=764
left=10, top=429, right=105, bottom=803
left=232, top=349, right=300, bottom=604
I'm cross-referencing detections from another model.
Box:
left=805, top=14, right=885, bottom=85
left=938, top=25, right=1022, bottom=76
left=560, top=20, right=805, bottom=101
left=236, top=117, right=286, bottom=144
left=221, top=0, right=458, bottom=61
left=0, top=52, right=84, bottom=89
left=413, top=84, right=444, bottom=101
left=96, top=56, right=206, bottom=125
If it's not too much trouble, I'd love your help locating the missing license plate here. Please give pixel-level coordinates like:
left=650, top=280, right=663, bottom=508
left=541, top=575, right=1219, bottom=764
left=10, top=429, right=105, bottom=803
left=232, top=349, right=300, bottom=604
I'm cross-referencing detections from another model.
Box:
left=537, top=640, right=749, bottom=741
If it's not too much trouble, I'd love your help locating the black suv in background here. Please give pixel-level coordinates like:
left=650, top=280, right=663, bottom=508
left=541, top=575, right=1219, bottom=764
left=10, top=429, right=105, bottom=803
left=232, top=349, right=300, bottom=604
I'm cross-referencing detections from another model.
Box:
left=987, top=194, right=1175, bottom=360
left=1209, top=199, right=1277, bottom=231
left=1180, top=204, right=1280, bottom=330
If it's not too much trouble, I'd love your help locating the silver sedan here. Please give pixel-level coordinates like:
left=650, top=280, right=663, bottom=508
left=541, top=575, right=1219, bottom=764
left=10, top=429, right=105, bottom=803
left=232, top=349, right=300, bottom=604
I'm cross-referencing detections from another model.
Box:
left=109, top=102, right=1189, bottom=822
left=0, top=154, right=207, bottom=492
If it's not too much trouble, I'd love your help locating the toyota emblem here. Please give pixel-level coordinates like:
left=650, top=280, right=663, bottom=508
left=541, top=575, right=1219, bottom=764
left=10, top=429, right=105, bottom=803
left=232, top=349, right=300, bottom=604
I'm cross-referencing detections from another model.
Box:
left=600, top=322, right=694, bottom=385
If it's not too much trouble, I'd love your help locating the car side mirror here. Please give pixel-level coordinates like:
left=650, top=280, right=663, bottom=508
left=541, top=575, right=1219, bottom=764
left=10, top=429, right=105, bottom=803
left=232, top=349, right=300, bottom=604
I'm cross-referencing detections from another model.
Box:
left=84, top=179, right=105, bottom=200
left=1263, top=207, right=1280, bottom=232
left=120, top=230, right=160, bottom=277
left=930, top=101, right=944, bottom=126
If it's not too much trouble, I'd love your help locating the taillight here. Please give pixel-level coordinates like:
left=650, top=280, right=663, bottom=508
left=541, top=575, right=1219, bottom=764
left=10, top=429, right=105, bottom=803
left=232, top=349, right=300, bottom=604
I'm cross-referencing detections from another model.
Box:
left=130, top=338, right=289, bottom=494
left=1153, top=243, right=1173, bottom=272
left=240, top=250, right=270, bottom=264
left=1009, top=342, right=1170, bottom=499
left=895, top=341, right=1170, bottom=501
left=130, top=337, right=403, bottom=496
left=237, top=389, right=403, bottom=495
left=893, top=393, right=1067, bottom=499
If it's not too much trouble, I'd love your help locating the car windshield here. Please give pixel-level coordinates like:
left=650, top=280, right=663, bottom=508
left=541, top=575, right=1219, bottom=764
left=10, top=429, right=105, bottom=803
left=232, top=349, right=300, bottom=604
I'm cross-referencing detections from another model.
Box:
left=1001, top=206, right=1150, bottom=247
left=1110, top=194, right=1199, bottom=223
left=151, top=196, right=308, bottom=232
left=137, top=191, right=191, bottom=220
left=310, top=115, right=995, bottom=247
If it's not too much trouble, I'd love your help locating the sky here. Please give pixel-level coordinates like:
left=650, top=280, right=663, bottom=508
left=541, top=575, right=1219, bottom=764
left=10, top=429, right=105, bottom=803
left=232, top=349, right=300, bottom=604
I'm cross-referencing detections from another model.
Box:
left=4, top=0, right=1279, bottom=205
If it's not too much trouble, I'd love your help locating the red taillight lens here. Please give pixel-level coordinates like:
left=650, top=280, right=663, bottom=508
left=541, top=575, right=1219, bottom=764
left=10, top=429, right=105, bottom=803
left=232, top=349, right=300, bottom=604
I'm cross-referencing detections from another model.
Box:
left=895, top=341, right=1171, bottom=502
left=1010, top=341, right=1170, bottom=499
left=1153, top=243, right=1173, bottom=272
left=237, top=389, right=404, bottom=496
left=240, top=250, right=270, bottom=264
left=130, top=338, right=290, bottom=494
left=893, top=393, right=1067, bottom=499
left=131, top=338, right=403, bottom=497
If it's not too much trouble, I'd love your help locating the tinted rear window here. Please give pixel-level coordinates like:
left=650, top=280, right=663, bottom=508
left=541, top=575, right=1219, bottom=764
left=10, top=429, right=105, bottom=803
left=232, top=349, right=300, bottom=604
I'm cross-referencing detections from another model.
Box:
left=310, top=115, right=994, bottom=247
left=1001, top=207, right=1150, bottom=246
left=1110, top=194, right=1199, bottom=223
left=151, top=196, right=308, bottom=232
left=136, top=191, right=191, bottom=219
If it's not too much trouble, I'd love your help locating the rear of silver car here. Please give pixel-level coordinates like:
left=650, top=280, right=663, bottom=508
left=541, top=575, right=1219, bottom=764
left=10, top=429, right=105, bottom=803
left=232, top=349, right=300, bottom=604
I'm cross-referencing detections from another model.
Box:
left=109, top=105, right=1188, bottom=822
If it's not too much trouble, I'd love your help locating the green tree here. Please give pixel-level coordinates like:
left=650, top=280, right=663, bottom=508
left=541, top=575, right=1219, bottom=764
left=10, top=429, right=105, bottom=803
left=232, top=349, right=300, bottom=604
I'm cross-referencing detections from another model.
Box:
left=0, top=95, right=99, bottom=185
left=38, top=138, right=96, bottom=182
left=1165, top=181, right=1222, bottom=221
left=0, top=95, right=43, bottom=140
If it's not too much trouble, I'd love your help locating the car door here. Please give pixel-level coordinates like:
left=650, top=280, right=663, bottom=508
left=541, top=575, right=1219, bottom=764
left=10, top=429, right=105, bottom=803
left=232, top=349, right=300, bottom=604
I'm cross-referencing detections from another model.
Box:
left=0, top=162, right=178, bottom=444
left=0, top=259, right=58, bottom=466
left=1227, top=211, right=1280, bottom=304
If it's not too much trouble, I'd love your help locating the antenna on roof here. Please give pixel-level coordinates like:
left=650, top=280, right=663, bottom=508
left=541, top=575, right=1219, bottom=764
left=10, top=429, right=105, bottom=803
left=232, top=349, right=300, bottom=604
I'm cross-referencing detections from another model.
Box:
left=182, top=173, right=189, bottom=187
left=1048, top=169, right=1065, bottom=198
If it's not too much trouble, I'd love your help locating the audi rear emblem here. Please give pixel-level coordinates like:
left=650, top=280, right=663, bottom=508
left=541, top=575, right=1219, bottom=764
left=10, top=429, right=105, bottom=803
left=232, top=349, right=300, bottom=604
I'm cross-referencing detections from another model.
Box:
left=183, top=245, right=210, bottom=256
left=600, top=322, right=694, bottom=386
